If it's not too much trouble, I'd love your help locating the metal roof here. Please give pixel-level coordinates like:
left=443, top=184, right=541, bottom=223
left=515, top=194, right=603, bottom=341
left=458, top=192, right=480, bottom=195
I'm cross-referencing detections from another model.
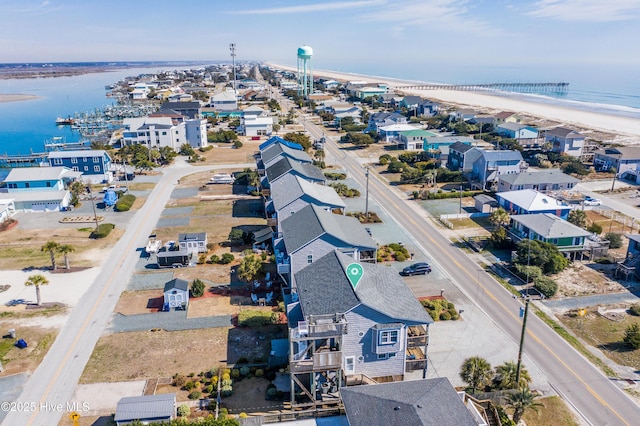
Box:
left=498, top=189, right=570, bottom=212
left=499, top=169, right=579, bottom=186
left=114, top=393, right=175, bottom=422
left=5, top=166, right=80, bottom=182
left=511, top=213, right=591, bottom=239
left=270, top=174, right=345, bottom=213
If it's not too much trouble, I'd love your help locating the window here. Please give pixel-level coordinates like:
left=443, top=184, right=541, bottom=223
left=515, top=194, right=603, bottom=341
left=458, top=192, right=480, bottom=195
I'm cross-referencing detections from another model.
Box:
left=377, top=353, right=388, bottom=360
left=162, top=131, right=167, bottom=135
left=344, top=356, right=355, bottom=374
left=53, top=158, right=62, bottom=165
left=83, top=166, right=88, bottom=171
left=71, top=158, right=78, bottom=164
left=379, top=330, right=399, bottom=345
left=94, top=166, right=100, bottom=172
left=307, top=254, right=313, bottom=264
left=46, top=182, right=51, bottom=187
left=25, top=182, right=30, bottom=188
left=72, top=167, right=79, bottom=172
left=82, top=157, right=87, bottom=162
left=93, top=157, right=100, bottom=163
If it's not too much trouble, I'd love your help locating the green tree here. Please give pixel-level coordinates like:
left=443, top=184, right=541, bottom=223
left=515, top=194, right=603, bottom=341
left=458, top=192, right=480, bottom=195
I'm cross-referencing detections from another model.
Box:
left=58, top=244, right=75, bottom=270
left=177, top=403, right=190, bottom=417
left=41, top=240, right=60, bottom=270
left=587, top=222, right=603, bottom=234
left=623, top=323, right=640, bottom=349
left=237, top=254, right=263, bottom=283
left=191, top=278, right=206, bottom=298
left=495, top=361, right=531, bottom=390
left=516, top=239, right=568, bottom=274
left=605, top=232, right=623, bottom=249
left=506, top=387, right=543, bottom=424
left=567, top=209, right=587, bottom=228
left=460, top=356, right=493, bottom=394
left=228, top=229, right=245, bottom=244
left=25, top=274, right=49, bottom=306
left=534, top=276, right=559, bottom=298
left=283, top=132, right=312, bottom=151
left=489, top=227, right=510, bottom=249
left=69, top=181, right=85, bottom=207
left=489, top=207, right=511, bottom=230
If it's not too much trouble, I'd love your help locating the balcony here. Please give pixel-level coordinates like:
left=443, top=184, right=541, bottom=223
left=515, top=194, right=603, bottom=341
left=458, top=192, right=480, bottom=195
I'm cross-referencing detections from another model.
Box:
left=291, top=348, right=342, bottom=373
left=406, top=325, right=427, bottom=347
left=405, top=346, right=427, bottom=371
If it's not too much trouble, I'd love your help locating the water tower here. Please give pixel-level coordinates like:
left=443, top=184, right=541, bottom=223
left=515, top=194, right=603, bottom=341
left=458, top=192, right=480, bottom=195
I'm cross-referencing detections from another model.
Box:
left=297, top=45, right=313, bottom=97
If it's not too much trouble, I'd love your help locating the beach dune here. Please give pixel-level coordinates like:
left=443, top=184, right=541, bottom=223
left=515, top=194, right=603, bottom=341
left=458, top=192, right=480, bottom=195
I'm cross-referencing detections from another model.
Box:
left=269, top=63, right=640, bottom=139
left=0, top=94, right=39, bottom=103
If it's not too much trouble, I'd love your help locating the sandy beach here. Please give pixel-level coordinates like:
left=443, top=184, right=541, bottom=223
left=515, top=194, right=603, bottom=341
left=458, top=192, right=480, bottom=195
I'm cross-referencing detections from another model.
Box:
left=0, top=94, right=39, bottom=103
left=269, top=63, right=640, bottom=139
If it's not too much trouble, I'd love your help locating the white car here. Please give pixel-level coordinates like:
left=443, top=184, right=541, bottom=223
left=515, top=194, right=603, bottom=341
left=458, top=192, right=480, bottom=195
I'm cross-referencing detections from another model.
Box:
left=583, top=197, right=602, bottom=206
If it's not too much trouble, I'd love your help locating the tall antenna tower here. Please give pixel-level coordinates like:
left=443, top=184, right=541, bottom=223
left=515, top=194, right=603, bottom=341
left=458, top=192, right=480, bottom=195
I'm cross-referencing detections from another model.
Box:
left=229, top=43, right=236, bottom=92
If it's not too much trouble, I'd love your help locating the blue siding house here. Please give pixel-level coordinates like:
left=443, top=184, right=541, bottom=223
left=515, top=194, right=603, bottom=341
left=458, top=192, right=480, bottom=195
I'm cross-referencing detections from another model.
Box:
left=497, top=189, right=571, bottom=219
left=48, top=150, right=113, bottom=183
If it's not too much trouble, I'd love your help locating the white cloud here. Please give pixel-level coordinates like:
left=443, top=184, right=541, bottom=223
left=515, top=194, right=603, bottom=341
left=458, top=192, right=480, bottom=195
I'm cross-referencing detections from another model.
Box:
left=527, top=0, right=640, bottom=22
left=356, top=0, right=504, bottom=37
left=229, top=0, right=382, bottom=15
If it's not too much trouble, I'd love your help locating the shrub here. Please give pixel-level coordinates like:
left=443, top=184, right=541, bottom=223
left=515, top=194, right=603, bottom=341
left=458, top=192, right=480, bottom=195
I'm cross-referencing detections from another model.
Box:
left=211, top=375, right=218, bottom=385
left=266, top=387, right=278, bottom=400
left=239, top=413, right=248, bottom=418
left=624, top=323, right=640, bottom=349
left=231, top=369, right=240, bottom=378
left=204, top=384, right=214, bottom=394
left=222, top=379, right=233, bottom=386
left=177, top=404, right=190, bottom=417
left=513, top=264, right=543, bottom=283
left=184, top=381, right=195, bottom=391
left=233, top=140, right=243, bottom=148
left=629, top=304, right=640, bottom=316
left=90, top=223, right=115, bottom=239
left=220, top=253, right=235, bottom=264
left=255, top=369, right=264, bottom=377
left=324, top=172, right=347, bottom=180
left=114, top=194, right=136, bottom=212
left=439, top=311, right=452, bottom=321
left=605, top=232, right=623, bottom=249
left=229, top=229, right=244, bottom=244
left=191, top=278, right=206, bottom=298
left=240, top=366, right=250, bottom=377
left=221, top=385, right=233, bottom=396
left=198, top=254, right=206, bottom=264
left=173, top=375, right=187, bottom=387
left=208, top=254, right=220, bottom=264
left=222, top=373, right=231, bottom=381
left=448, top=308, right=459, bottom=320
left=261, top=251, right=267, bottom=261
left=534, top=277, right=558, bottom=298
left=395, top=253, right=406, bottom=262
left=587, top=223, right=603, bottom=234
left=188, top=391, right=202, bottom=400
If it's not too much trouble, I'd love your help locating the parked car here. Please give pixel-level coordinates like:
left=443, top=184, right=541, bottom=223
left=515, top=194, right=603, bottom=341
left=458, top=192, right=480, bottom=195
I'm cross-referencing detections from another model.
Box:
left=400, top=262, right=432, bottom=276
left=584, top=196, right=602, bottom=206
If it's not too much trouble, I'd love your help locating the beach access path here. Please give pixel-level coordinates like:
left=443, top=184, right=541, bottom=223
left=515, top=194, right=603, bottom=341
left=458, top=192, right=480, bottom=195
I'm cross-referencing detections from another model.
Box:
left=2, top=158, right=253, bottom=426
left=297, top=112, right=640, bottom=425
left=268, top=62, right=640, bottom=138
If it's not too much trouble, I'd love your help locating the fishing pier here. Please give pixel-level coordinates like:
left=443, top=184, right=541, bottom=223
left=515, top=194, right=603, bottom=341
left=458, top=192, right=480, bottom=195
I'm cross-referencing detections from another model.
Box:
left=394, top=82, right=569, bottom=95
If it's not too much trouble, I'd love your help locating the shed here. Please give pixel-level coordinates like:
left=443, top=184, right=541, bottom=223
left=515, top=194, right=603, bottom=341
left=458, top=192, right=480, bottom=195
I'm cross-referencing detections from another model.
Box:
left=163, top=278, right=189, bottom=309
left=474, top=194, right=498, bottom=213
left=114, top=393, right=175, bottom=425
left=178, top=232, right=208, bottom=254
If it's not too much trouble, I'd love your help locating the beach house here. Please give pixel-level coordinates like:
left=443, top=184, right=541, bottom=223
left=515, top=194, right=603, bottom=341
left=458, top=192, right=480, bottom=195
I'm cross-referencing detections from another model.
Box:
left=48, top=150, right=113, bottom=183
left=447, top=143, right=482, bottom=173
left=397, top=129, right=438, bottom=151
left=498, top=169, right=579, bottom=193
left=471, top=149, right=526, bottom=190
left=545, top=127, right=585, bottom=157
left=366, top=112, right=408, bottom=132
left=496, top=189, right=571, bottom=219
left=209, top=89, right=238, bottom=111
left=593, top=147, right=640, bottom=176
left=0, top=166, right=81, bottom=211
left=160, top=101, right=201, bottom=119
left=286, top=250, right=432, bottom=408
left=497, top=123, right=542, bottom=148
left=423, top=136, right=476, bottom=162
left=508, top=213, right=591, bottom=255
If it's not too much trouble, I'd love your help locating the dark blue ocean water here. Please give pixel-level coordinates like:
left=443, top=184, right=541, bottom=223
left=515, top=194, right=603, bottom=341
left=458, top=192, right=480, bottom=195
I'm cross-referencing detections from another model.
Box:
left=1, top=62, right=639, bottom=156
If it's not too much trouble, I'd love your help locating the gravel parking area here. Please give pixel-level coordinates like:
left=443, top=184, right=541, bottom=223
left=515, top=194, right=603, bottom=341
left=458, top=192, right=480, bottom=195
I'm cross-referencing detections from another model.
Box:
left=109, top=310, right=232, bottom=333
left=170, top=187, right=198, bottom=199
left=0, top=373, right=29, bottom=423
left=126, top=271, right=175, bottom=291
left=72, top=381, right=146, bottom=416
left=161, top=206, right=194, bottom=217
left=156, top=216, right=190, bottom=228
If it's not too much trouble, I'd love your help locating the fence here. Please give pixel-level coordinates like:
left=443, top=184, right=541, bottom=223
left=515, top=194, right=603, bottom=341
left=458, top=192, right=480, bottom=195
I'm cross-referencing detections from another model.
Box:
left=593, top=208, right=640, bottom=234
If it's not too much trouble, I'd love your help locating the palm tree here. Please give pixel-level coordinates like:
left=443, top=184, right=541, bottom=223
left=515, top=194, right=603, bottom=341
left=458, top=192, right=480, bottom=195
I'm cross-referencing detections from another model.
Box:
left=495, top=361, right=531, bottom=390
left=41, top=240, right=60, bottom=270
left=506, top=387, right=543, bottom=424
left=489, top=207, right=511, bottom=231
left=58, top=244, right=75, bottom=270
left=24, top=274, right=49, bottom=306
left=460, top=356, right=493, bottom=394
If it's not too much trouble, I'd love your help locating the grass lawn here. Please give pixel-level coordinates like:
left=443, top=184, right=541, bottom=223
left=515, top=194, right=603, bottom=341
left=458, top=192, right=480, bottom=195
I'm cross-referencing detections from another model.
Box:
left=561, top=308, right=640, bottom=370
left=521, top=396, right=579, bottom=426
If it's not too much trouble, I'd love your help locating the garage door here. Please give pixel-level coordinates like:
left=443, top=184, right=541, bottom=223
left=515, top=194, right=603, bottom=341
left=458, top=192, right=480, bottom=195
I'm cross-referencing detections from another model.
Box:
left=30, top=202, right=60, bottom=211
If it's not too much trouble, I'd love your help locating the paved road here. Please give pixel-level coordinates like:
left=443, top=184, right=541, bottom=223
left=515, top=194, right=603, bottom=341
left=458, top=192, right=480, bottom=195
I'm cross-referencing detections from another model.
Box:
left=302, top=120, right=640, bottom=425
left=2, top=160, right=252, bottom=426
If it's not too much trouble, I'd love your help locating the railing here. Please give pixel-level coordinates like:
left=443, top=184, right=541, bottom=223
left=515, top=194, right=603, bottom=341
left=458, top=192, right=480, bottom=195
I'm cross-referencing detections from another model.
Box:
left=290, top=350, right=342, bottom=373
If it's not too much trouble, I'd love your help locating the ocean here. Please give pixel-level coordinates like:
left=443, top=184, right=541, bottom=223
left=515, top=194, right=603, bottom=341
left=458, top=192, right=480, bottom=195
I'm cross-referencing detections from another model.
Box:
left=0, top=61, right=639, bottom=156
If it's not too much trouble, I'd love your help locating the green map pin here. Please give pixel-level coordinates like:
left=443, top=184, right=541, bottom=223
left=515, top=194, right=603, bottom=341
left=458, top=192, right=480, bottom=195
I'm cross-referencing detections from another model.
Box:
left=346, top=263, right=364, bottom=289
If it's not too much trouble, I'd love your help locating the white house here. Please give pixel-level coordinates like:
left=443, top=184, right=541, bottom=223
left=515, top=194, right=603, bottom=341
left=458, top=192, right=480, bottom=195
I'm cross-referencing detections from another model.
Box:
left=546, top=127, right=585, bottom=158
left=242, top=115, right=273, bottom=137
left=123, top=117, right=206, bottom=150
left=178, top=232, right=208, bottom=254
left=210, top=89, right=238, bottom=111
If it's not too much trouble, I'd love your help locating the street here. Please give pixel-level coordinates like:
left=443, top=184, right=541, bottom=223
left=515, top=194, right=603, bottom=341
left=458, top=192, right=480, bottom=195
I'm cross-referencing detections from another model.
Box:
left=301, top=118, right=640, bottom=426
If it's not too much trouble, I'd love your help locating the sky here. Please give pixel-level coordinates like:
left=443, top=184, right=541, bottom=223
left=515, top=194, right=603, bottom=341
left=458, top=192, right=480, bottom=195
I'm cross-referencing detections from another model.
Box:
left=1, top=0, right=639, bottom=78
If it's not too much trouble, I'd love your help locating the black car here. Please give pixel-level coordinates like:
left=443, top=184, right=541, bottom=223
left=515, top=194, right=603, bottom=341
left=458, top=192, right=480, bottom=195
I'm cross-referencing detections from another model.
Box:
left=400, top=262, right=432, bottom=276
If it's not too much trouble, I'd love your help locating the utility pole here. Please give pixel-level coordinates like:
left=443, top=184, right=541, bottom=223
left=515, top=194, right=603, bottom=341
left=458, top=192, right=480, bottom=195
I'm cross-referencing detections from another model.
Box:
left=87, top=185, right=99, bottom=230
left=459, top=184, right=463, bottom=214
left=365, top=166, right=370, bottom=219
left=229, top=43, right=236, bottom=93
left=516, top=297, right=531, bottom=387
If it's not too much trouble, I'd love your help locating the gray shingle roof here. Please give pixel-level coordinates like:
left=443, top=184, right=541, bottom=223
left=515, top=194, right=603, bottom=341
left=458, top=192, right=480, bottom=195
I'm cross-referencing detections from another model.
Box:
left=114, top=393, right=175, bottom=422
left=265, top=157, right=326, bottom=184
left=499, top=169, right=579, bottom=186
left=261, top=142, right=312, bottom=165
left=481, top=149, right=523, bottom=162
left=449, top=141, right=475, bottom=154
left=294, top=251, right=432, bottom=324
left=178, top=232, right=207, bottom=242
left=271, top=174, right=345, bottom=213
left=161, top=101, right=200, bottom=110
left=281, top=204, right=376, bottom=254
left=164, top=278, right=189, bottom=292
left=546, top=126, right=582, bottom=138
left=341, top=378, right=478, bottom=426
left=511, top=213, right=591, bottom=239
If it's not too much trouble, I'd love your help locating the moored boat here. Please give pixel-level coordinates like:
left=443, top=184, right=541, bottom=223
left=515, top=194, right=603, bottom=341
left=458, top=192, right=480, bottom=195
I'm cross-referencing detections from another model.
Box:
left=55, top=116, right=75, bottom=125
